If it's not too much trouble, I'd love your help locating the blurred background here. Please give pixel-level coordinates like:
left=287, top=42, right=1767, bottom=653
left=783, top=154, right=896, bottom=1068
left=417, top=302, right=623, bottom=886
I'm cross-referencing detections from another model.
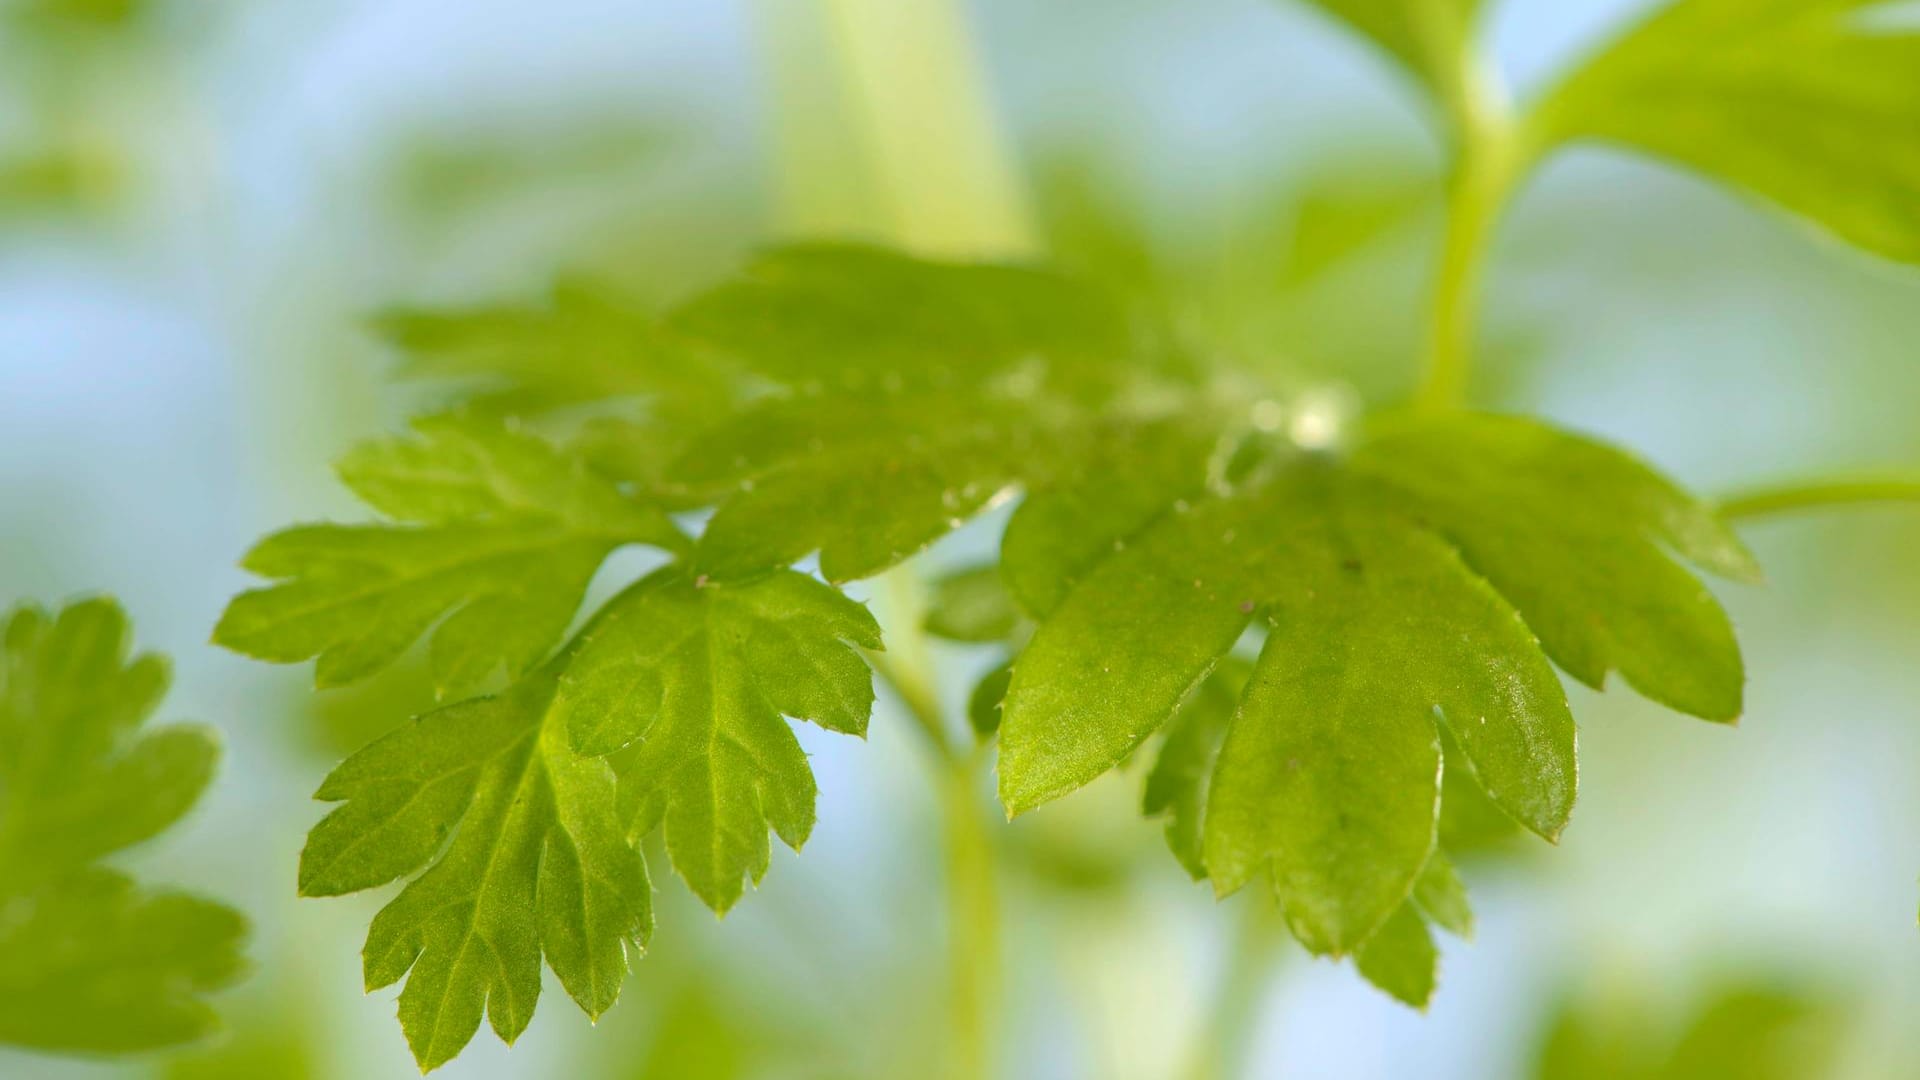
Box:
left=4, top=0, right=1920, bottom=1076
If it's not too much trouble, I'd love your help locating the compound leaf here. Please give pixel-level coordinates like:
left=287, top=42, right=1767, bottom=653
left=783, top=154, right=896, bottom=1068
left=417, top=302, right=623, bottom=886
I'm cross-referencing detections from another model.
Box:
left=1001, top=411, right=1746, bottom=954
left=659, top=245, right=1192, bottom=584
left=300, top=669, right=651, bottom=1072
left=215, top=415, right=683, bottom=697
left=375, top=280, right=728, bottom=416
left=1352, top=412, right=1756, bottom=721
left=0, top=599, right=246, bottom=1054
left=1538, top=0, right=1920, bottom=264
left=553, top=569, right=882, bottom=913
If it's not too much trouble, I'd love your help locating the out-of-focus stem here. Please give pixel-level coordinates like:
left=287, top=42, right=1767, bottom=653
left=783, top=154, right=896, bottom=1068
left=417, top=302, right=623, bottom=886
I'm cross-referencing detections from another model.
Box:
left=871, top=568, right=1000, bottom=1080
left=1181, top=897, right=1285, bottom=1080
left=1718, top=477, right=1920, bottom=521
left=1417, top=55, right=1521, bottom=412
left=940, top=745, right=1002, bottom=1080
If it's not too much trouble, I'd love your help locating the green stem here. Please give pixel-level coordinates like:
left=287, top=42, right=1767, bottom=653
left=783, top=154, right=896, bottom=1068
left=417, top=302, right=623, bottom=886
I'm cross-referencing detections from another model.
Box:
left=940, top=745, right=1001, bottom=1080
left=871, top=569, right=999, bottom=1080
left=1417, top=58, right=1523, bottom=412
left=1718, top=477, right=1920, bottom=521
left=1181, top=896, right=1284, bottom=1080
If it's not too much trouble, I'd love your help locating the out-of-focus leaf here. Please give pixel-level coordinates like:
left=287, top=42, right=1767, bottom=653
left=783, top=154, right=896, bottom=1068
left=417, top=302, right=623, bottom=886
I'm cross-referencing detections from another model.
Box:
left=1536, top=976, right=1849, bottom=1080
left=1537, top=0, right=1920, bottom=264
left=924, top=564, right=1023, bottom=643
left=967, top=660, right=1013, bottom=740
left=0, top=599, right=246, bottom=1054
left=1286, top=0, right=1483, bottom=97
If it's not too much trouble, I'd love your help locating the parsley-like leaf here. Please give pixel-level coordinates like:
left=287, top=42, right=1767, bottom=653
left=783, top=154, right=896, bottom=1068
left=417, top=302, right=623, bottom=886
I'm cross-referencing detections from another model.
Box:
left=1538, top=0, right=1920, bottom=264
left=0, top=599, right=246, bottom=1054
left=554, top=568, right=882, bottom=912
left=660, top=245, right=1192, bottom=584
left=299, top=667, right=650, bottom=1072
left=1001, top=412, right=1748, bottom=954
left=215, top=415, right=684, bottom=697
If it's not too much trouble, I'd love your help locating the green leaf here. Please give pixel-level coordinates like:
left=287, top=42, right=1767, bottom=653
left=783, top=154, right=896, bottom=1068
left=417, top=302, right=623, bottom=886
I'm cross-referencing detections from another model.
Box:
left=924, top=564, right=1023, bottom=643
left=1287, top=0, right=1483, bottom=96
left=669, top=243, right=1134, bottom=387
left=0, top=599, right=246, bottom=1054
left=214, top=415, right=683, bottom=697
left=553, top=569, right=882, bottom=912
left=1001, top=412, right=1747, bottom=954
left=1353, top=904, right=1438, bottom=1008
left=1141, top=659, right=1250, bottom=881
left=678, top=385, right=1052, bottom=583
left=658, top=245, right=1195, bottom=584
left=1537, top=0, right=1920, bottom=264
left=376, top=280, right=726, bottom=416
left=1353, top=412, right=1757, bottom=720
left=0, top=870, right=248, bottom=1053
left=1350, top=852, right=1472, bottom=1008
left=300, top=669, right=651, bottom=1072
left=1536, top=975, right=1848, bottom=1080
left=1411, top=850, right=1474, bottom=939
left=967, top=660, right=1014, bottom=740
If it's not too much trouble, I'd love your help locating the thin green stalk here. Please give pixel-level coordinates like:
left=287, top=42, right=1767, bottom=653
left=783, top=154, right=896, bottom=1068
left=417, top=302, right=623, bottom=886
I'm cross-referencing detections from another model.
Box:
left=940, top=744, right=1002, bottom=1080
left=1417, top=59, right=1523, bottom=412
left=1181, top=897, right=1285, bottom=1080
left=872, top=569, right=1000, bottom=1080
left=1718, top=477, right=1920, bottom=521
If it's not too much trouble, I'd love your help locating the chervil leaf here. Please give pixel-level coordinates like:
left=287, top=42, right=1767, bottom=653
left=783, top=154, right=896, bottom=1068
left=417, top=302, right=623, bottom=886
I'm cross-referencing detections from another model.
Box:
left=1353, top=904, right=1439, bottom=1007
left=299, top=668, right=651, bottom=1072
left=0, top=599, right=246, bottom=1054
left=1001, top=412, right=1747, bottom=954
left=0, top=869, right=248, bottom=1054
left=1410, top=850, right=1473, bottom=939
left=658, top=245, right=1196, bottom=584
left=1287, top=0, right=1484, bottom=98
left=1353, top=412, right=1758, bottom=720
left=1537, top=0, right=1920, bottom=264
left=215, top=415, right=684, bottom=697
left=967, top=661, right=1014, bottom=740
left=553, top=568, right=881, bottom=912
left=669, top=243, right=1134, bottom=386
left=376, top=280, right=727, bottom=416
left=1141, top=660, right=1250, bottom=881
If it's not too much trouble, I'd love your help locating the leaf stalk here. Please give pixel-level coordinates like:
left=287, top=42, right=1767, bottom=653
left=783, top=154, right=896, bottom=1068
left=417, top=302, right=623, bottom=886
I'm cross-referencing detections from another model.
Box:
left=1718, top=477, right=1920, bottom=521
left=1418, top=53, right=1524, bottom=411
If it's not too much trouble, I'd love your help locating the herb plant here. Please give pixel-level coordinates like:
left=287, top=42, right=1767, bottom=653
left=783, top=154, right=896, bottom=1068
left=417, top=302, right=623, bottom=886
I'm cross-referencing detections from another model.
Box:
left=14, top=0, right=1920, bottom=1075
